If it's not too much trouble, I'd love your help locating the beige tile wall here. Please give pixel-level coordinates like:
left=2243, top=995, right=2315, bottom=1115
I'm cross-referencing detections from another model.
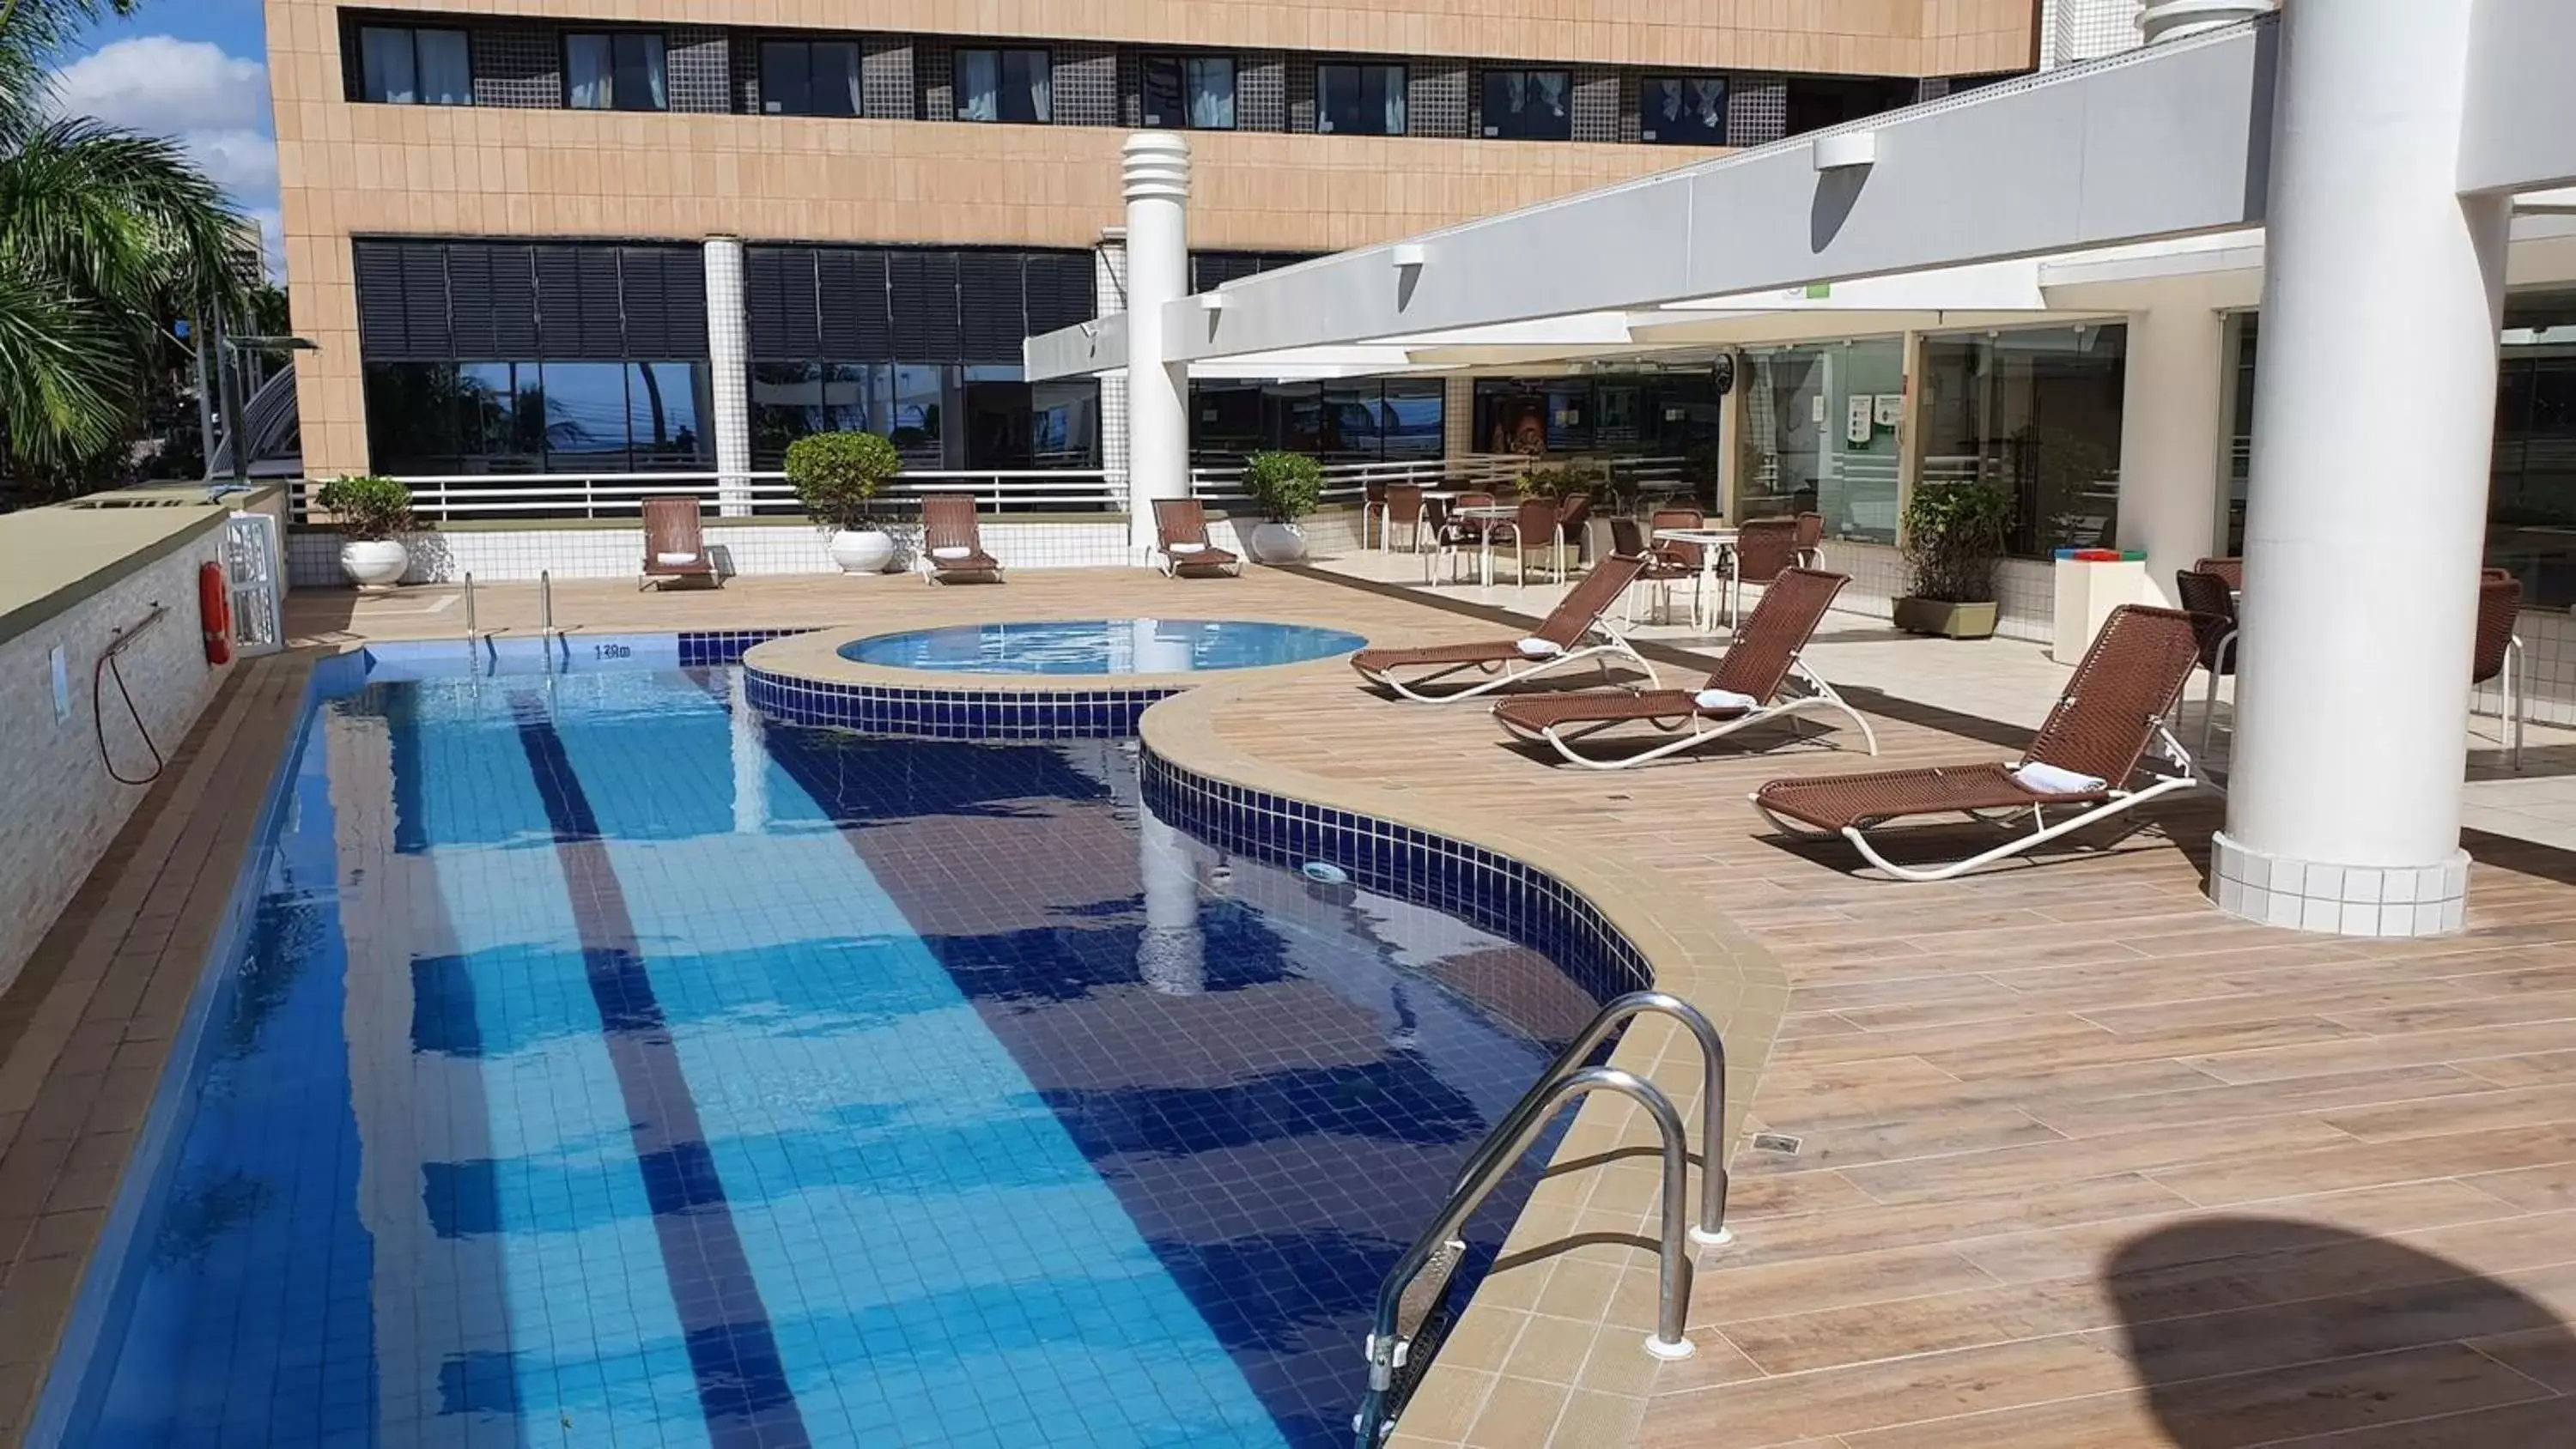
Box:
left=270, top=0, right=2037, bottom=75
left=269, top=0, right=2038, bottom=475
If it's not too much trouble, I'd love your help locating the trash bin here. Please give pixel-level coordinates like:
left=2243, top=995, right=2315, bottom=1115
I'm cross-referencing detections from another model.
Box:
left=2051, top=549, right=2148, bottom=664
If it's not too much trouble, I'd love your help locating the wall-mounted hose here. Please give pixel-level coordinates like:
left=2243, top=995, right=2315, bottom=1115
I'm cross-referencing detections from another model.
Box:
left=94, top=604, right=170, bottom=786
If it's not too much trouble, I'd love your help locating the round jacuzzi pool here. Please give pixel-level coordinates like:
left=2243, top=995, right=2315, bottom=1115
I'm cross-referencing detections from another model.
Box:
left=836, top=618, right=1367, bottom=676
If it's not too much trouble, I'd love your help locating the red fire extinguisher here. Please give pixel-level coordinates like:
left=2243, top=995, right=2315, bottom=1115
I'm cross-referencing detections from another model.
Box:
left=198, top=561, right=232, bottom=666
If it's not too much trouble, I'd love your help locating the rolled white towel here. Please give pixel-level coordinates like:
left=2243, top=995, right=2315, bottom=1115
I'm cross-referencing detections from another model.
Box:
left=1693, top=688, right=1759, bottom=712
left=2014, top=761, right=2106, bottom=795
left=930, top=546, right=974, bottom=561
left=654, top=551, right=700, bottom=566
left=1516, top=637, right=1564, bottom=658
left=1169, top=542, right=1208, bottom=555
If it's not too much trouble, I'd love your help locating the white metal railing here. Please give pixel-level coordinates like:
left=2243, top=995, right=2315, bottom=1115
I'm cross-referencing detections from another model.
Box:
left=1188, top=453, right=1692, bottom=505
left=294, top=470, right=1119, bottom=524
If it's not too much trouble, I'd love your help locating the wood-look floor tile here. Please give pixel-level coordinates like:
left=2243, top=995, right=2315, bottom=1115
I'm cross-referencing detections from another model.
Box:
left=2151, top=1124, right=2576, bottom=1207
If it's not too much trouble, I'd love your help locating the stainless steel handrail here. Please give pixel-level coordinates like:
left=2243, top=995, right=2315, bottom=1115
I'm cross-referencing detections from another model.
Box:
left=1353, top=1066, right=1697, bottom=1448
left=462, top=573, right=477, bottom=642
left=538, top=569, right=553, bottom=640
left=1465, top=990, right=1731, bottom=1246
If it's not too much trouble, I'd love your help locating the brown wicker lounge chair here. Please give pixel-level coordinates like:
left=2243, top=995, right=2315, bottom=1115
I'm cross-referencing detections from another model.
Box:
left=1152, top=499, right=1241, bottom=578
left=918, top=494, right=1004, bottom=584
left=2172, top=567, right=2240, bottom=756
left=1351, top=553, right=1656, bottom=702
left=640, top=496, right=719, bottom=590
left=2475, top=573, right=2525, bottom=767
left=1751, top=603, right=2204, bottom=882
left=1492, top=567, right=1874, bottom=768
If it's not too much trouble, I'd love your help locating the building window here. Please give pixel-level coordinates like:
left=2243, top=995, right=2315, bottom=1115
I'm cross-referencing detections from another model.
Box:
left=1920, top=324, right=2129, bottom=558
left=356, top=25, right=471, bottom=106
left=1143, top=56, right=1235, bottom=130
left=957, top=48, right=1051, bottom=124
left=1190, top=378, right=1446, bottom=466
left=759, top=39, right=860, bottom=117
left=365, top=359, right=714, bottom=479
left=1480, top=69, right=1570, bottom=141
left=1739, top=341, right=1903, bottom=542
left=566, top=32, right=667, bottom=112
left=1317, top=63, right=1406, bottom=136
left=1641, top=76, right=1726, bottom=146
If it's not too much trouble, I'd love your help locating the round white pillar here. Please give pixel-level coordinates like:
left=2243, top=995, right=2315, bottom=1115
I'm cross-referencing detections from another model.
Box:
left=2214, top=0, right=2508, bottom=937
left=1121, top=134, right=1191, bottom=559
left=2116, top=301, right=2228, bottom=607
left=703, top=236, right=752, bottom=518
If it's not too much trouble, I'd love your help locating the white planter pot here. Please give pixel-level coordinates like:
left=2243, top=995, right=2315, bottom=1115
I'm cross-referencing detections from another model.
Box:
left=339, top=538, right=409, bottom=589
left=827, top=529, right=896, bottom=574
left=1245, top=521, right=1309, bottom=565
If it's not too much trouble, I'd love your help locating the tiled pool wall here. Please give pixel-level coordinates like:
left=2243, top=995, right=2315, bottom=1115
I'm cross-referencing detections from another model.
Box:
left=743, top=665, right=1180, bottom=737
left=1138, top=749, right=1656, bottom=1010
left=27, top=650, right=368, bottom=1449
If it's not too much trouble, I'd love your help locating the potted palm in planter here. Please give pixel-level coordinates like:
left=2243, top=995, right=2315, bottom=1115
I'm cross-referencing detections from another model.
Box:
left=1893, top=477, right=2012, bottom=639
left=787, top=430, right=902, bottom=574
left=314, top=475, right=414, bottom=589
left=1241, top=450, right=1322, bottom=564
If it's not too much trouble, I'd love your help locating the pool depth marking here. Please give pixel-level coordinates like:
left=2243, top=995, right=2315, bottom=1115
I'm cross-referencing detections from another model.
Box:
left=509, top=691, right=814, bottom=1449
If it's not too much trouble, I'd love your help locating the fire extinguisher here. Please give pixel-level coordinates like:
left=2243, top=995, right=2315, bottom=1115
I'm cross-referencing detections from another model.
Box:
left=198, top=561, right=232, bottom=666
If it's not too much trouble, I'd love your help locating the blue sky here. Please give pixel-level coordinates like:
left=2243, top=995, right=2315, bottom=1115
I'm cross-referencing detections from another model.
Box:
left=50, top=0, right=280, bottom=275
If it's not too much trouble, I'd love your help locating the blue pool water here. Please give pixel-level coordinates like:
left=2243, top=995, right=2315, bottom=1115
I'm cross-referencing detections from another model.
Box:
left=838, top=620, right=1367, bottom=676
left=68, top=650, right=1601, bottom=1449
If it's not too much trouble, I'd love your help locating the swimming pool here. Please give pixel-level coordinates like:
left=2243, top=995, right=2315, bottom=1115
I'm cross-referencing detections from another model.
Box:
left=838, top=619, right=1367, bottom=676
left=61, top=644, right=1608, bottom=1449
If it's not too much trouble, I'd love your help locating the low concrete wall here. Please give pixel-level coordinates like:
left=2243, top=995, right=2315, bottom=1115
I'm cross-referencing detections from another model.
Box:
left=0, top=519, right=231, bottom=991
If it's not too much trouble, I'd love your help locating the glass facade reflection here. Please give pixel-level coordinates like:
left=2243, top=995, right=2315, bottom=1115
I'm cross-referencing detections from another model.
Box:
left=363, top=360, right=714, bottom=479
left=1920, top=324, right=2129, bottom=557
left=1187, top=379, right=1443, bottom=467
left=1740, top=339, right=1904, bottom=542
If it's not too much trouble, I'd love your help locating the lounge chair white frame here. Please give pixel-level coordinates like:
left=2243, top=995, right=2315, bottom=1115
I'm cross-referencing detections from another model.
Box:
left=1750, top=721, right=2203, bottom=883
left=1357, top=625, right=1660, bottom=704
left=1498, top=659, right=1880, bottom=770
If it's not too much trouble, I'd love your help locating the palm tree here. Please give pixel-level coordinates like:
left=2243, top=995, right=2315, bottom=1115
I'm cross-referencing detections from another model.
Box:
left=0, top=0, right=258, bottom=488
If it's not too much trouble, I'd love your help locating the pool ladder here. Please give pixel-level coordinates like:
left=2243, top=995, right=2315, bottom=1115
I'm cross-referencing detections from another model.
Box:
left=1352, top=991, right=1729, bottom=1448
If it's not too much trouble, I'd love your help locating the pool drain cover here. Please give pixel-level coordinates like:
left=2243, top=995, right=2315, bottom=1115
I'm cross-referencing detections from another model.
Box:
left=1751, top=1132, right=1803, bottom=1155
left=1302, top=861, right=1350, bottom=884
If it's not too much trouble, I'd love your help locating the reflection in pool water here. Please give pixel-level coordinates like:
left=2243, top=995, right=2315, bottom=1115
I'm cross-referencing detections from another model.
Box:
left=839, top=618, right=1369, bottom=676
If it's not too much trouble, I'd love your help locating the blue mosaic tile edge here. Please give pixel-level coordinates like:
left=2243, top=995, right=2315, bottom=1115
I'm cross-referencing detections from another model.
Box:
left=741, top=663, right=1178, bottom=740
left=1135, top=748, right=1656, bottom=1010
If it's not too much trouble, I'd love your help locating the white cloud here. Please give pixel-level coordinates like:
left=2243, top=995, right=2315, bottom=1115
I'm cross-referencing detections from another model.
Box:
left=47, top=36, right=282, bottom=279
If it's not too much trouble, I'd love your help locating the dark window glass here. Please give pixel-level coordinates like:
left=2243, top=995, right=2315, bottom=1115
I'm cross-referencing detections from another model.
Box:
left=1318, top=63, right=1406, bottom=136
left=884, top=363, right=945, bottom=466
left=538, top=361, right=632, bottom=470
left=1480, top=70, right=1570, bottom=141
left=1920, top=324, right=2129, bottom=556
left=358, top=25, right=471, bottom=105
left=750, top=361, right=822, bottom=468
left=1143, top=55, right=1235, bottom=129
left=363, top=362, right=463, bottom=474
left=1382, top=380, right=1445, bottom=461
left=1783, top=76, right=1915, bottom=137
left=628, top=361, right=714, bottom=470
left=957, top=48, right=1051, bottom=124
left=760, top=39, right=859, bottom=117
left=1320, top=384, right=1382, bottom=464
left=456, top=361, right=541, bottom=473
left=1189, top=381, right=1266, bottom=465
left=567, top=32, right=666, bottom=112
left=1640, top=75, right=1725, bottom=145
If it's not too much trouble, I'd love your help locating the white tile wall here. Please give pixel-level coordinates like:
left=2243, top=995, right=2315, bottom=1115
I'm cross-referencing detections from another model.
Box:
left=288, top=521, right=1135, bottom=586
left=0, top=530, right=230, bottom=991
left=1814, top=541, right=2055, bottom=643
left=2212, top=832, right=2469, bottom=938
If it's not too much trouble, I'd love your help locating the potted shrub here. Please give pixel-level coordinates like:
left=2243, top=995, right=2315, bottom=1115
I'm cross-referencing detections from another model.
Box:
left=314, top=475, right=414, bottom=589
left=1240, top=450, right=1323, bottom=564
left=787, top=430, right=902, bottom=573
left=1893, top=476, right=2013, bottom=639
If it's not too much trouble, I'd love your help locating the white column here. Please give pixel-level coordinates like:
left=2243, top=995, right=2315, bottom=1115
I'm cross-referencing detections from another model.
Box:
left=2115, top=300, right=2227, bottom=607
left=1122, top=134, right=1191, bottom=558
left=704, top=236, right=751, bottom=518
left=2212, top=0, right=2507, bottom=937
